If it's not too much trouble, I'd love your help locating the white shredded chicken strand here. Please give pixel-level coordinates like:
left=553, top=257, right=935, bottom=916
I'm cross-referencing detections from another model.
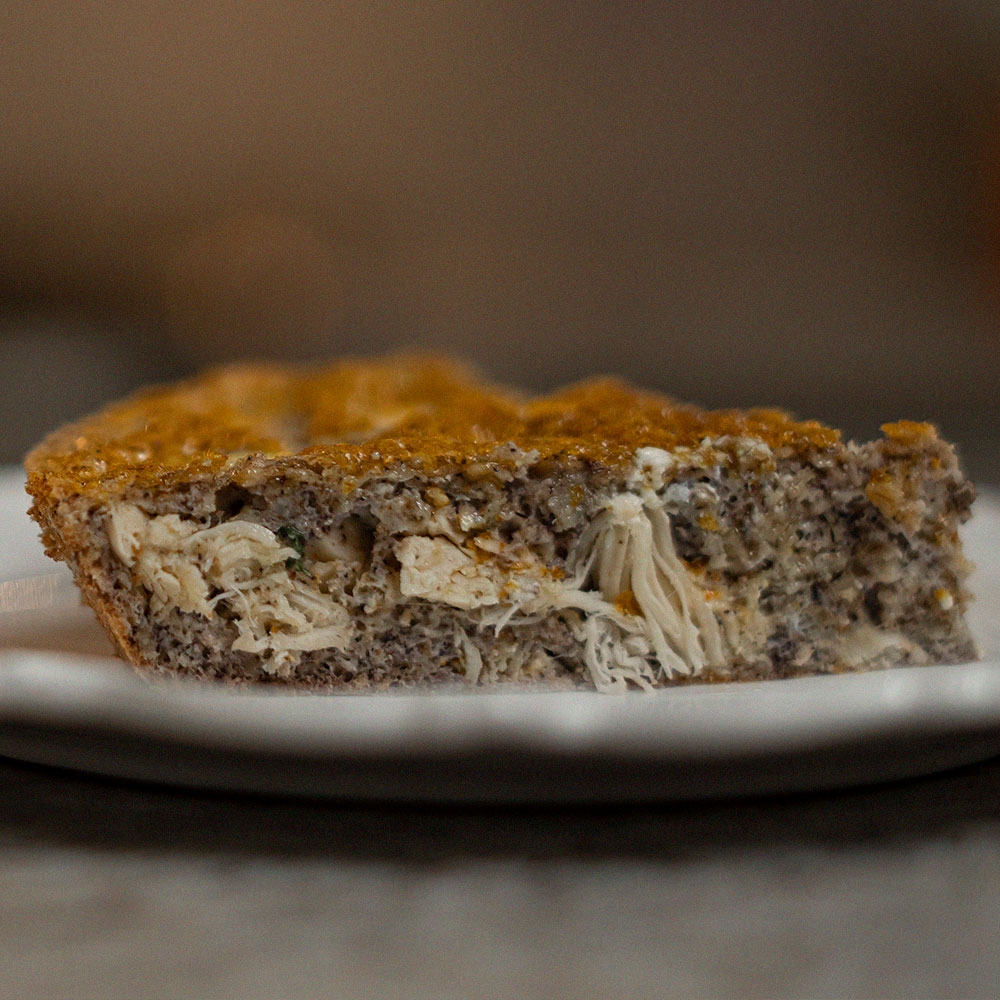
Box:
left=108, top=504, right=354, bottom=657
left=562, top=493, right=726, bottom=683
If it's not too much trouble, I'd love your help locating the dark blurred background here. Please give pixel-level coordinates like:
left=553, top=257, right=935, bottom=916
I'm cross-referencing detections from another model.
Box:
left=1, top=3, right=998, bottom=478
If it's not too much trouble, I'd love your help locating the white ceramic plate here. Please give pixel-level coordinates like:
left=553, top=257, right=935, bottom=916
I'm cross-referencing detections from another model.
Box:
left=1, top=466, right=998, bottom=802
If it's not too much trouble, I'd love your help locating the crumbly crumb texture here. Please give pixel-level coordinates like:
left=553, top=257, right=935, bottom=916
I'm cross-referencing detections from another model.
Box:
left=25, top=356, right=977, bottom=691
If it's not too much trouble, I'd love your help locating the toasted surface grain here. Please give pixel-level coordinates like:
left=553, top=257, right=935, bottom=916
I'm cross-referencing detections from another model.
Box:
left=25, top=355, right=841, bottom=500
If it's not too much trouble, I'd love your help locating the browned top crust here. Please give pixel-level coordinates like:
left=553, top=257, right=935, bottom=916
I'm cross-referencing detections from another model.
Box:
left=27, top=354, right=868, bottom=504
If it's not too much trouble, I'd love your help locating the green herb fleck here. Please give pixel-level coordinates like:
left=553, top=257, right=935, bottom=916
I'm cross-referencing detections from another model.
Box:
left=277, top=525, right=307, bottom=572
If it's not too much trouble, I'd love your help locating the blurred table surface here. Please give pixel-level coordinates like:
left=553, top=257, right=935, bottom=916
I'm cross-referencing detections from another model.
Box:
left=3, top=730, right=1000, bottom=998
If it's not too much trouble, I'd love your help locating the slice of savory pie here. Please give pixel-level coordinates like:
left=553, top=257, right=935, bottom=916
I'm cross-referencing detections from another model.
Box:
left=25, top=355, right=977, bottom=691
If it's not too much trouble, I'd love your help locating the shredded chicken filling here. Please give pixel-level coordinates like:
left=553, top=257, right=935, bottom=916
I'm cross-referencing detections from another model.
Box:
left=107, top=477, right=736, bottom=690
left=395, top=493, right=728, bottom=690
left=107, top=505, right=355, bottom=671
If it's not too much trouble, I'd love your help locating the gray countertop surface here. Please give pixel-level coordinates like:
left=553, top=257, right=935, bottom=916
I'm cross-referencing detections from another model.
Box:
left=3, top=749, right=1000, bottom=1000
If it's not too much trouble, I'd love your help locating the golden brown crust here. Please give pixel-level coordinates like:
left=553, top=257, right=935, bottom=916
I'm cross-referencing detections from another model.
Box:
left=26, top=353, right=844, bottom=506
